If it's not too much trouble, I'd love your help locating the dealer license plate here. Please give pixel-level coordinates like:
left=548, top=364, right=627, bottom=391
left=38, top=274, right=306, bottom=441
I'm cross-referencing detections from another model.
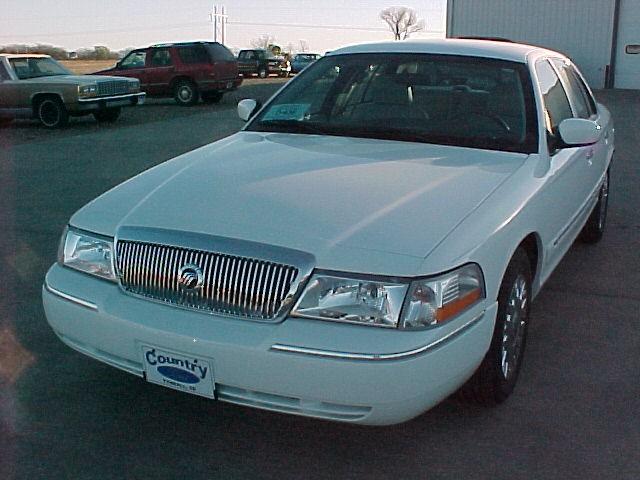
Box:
left=141, top=345, right=214, bottom=398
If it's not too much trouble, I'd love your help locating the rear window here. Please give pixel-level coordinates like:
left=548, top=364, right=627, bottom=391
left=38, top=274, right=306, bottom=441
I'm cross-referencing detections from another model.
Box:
left=177, top=46, right=210, bottom=64
left=207, top=44, right=236, bottom=62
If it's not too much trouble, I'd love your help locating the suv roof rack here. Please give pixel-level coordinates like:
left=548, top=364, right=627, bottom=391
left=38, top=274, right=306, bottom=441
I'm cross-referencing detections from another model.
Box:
left=150, top=41, right=221, bottom=48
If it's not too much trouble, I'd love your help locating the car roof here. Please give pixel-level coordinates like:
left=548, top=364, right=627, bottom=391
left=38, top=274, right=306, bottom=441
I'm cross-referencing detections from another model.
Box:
left=0, top=53, right=51, bottom=59
left=329, top=38, right=562, bottom=63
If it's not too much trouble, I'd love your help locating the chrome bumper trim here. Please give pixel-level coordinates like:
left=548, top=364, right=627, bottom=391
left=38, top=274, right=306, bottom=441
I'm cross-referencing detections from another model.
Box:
left=44, top=283, right=98, bottom=311
left=78, top=92, right=146, bottom=103
left=270, top=312, right=485, bottom=361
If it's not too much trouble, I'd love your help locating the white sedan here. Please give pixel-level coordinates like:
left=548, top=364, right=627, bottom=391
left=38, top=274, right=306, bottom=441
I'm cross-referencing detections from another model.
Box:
left=43, top=39, right=613, bottom=425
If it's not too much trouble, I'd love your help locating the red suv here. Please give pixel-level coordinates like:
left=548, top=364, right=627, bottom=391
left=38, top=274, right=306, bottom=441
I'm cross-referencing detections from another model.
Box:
left=97, top=42, right=242, bottom=106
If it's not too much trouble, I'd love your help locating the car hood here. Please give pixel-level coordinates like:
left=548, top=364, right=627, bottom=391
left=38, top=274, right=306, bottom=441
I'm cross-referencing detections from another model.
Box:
left=19, top=74, right=135, bottom=85
left=71, top=132, right=528, bottom=274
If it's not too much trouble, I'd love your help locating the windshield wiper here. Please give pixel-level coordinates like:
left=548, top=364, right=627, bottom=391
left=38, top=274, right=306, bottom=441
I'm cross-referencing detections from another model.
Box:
left=253, top=119, right=327, bottom=135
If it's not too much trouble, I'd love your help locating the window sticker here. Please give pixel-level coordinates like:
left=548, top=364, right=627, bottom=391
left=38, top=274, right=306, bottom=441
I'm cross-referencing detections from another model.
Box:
left=262, top=103, right=310, bottom=121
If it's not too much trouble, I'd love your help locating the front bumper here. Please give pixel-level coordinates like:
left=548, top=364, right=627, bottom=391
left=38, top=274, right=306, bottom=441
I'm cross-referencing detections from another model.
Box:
left=72, top=92, right=146, bottom=112
left=42, top=263, right=497, bottom=425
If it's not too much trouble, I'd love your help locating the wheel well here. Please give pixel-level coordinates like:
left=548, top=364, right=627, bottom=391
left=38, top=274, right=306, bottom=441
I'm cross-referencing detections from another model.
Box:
left=170, top=76, right=195, bottom=90
left=32, top=93, right=62, bottom=114
left=518, top=233, right=540, bottom=286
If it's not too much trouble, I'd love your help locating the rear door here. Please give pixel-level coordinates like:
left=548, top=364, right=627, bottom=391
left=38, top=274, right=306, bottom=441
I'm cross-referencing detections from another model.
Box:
left=144, top=48, right=174, bottom=95
left=174, top=45, right=211, bottom=86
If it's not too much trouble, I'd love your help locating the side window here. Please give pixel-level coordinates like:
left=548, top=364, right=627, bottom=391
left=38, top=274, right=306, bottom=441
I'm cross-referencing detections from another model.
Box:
left=121, top=51, right=146, bottom=69
left=149, top=48, right=172, bottom=67
left=551, top=59, right=595, bottom=119
left=535, top=59, right=573, bottom=134
left=177, top=46, right=210, bottom=64
left=0, top=62, right=11, bottom=80
left=569, top=67, right=597, bottom=115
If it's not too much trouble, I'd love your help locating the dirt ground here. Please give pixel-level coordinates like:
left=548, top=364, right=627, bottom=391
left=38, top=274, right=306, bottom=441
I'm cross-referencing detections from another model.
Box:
left=60, top=59, right=116, bottom=74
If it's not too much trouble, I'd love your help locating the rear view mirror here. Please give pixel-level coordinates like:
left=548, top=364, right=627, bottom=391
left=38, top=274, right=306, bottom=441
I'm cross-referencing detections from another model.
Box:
left=237, top=98, right=261, bottom=121
left=558, top=118, right=602, bottom=147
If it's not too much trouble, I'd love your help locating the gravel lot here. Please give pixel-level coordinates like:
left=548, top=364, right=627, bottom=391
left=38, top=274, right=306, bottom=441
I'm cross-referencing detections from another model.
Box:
left=0, top=81, right=638, bottom=480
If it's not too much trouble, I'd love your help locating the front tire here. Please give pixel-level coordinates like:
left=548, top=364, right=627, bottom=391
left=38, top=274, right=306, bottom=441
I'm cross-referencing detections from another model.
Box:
left=257, top=68, right=267, bottom=79
left=93, top=107, right=121, bottom=123
left=579, top=170, right=609, bottom=244
left=459, top=248, right=532, bottom=405
left=36, top=97, right=68, bottom=128
left=173, top=79, right=199, bottom=106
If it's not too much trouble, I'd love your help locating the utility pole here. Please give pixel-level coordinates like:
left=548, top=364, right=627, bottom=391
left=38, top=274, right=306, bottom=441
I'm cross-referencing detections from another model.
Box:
left=210, top=5, right=228, bottom=44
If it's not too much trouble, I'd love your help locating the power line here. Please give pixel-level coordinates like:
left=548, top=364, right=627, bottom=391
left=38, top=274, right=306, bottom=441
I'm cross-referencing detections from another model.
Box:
left=0, top=22, right=210, bottom=39
left=229, top=21, right=386, bottom=32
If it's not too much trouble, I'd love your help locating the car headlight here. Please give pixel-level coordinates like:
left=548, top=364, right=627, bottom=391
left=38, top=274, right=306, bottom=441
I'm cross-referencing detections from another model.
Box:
left=78, top=84, right=98, bottom=97
left=290, top=264, right=485, bottom=330
left=400, top=264, right=485, bottom=329
left=59, top=227, right=116, bottom=281
left=128, top=80, right=140, bottom=92
left=291, top=273, right=408, bottom=328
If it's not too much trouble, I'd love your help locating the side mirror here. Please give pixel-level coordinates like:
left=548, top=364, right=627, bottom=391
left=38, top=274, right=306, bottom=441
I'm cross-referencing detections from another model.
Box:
left=558, top=118, right=602, bottom=147
left=237, top=98, right=261, bottom=121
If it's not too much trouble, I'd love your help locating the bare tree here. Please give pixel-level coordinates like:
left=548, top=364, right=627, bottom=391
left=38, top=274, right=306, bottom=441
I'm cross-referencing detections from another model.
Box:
left=298, top=39, right=309, bottom=53
left=250, top=34, right=276, bottom=51
left=380, top=6, right=425, bottom=40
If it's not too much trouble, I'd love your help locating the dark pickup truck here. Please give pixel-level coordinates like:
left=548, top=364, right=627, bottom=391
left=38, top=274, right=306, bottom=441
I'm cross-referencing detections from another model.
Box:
left=237, top=49, right=287, bottom=78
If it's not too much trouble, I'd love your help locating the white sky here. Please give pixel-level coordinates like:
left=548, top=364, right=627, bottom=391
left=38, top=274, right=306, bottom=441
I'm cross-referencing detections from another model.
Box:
left=0, top=0, right=447, bottom=53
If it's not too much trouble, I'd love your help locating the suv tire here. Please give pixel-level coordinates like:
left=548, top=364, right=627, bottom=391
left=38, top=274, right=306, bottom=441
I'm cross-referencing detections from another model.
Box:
left=258, top=68, right=267, bottom=79
left=36, top=97, right=69, bottom=128
left=174, top=79, right=199, bottom=106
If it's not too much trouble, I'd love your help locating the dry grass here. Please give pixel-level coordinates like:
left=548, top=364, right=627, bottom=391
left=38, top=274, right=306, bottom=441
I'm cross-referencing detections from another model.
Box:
left=60, top=59, right=117, bottom=74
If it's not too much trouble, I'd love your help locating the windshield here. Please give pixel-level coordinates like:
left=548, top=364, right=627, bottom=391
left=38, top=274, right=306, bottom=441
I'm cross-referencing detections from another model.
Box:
left=9, top=57, right=72, bottom=79
left=247, top=53, right=538, bottom=153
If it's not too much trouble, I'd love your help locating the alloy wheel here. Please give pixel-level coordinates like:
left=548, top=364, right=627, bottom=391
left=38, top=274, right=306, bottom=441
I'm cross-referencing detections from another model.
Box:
left=500, top=274, right=529, bottom=380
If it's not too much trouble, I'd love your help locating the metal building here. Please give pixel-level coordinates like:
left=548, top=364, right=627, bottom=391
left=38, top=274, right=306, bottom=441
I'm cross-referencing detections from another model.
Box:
left=446, top=0, right=640, bottom=89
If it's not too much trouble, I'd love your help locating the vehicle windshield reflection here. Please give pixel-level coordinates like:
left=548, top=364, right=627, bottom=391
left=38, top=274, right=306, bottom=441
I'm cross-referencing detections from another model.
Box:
left=9, top=57, right=72, bottom=79
left=247, top=53, right=538, bottom=153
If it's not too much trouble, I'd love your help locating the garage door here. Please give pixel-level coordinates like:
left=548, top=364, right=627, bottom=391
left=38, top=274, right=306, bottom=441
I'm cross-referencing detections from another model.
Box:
left=614, top=0, right=640, bottom=88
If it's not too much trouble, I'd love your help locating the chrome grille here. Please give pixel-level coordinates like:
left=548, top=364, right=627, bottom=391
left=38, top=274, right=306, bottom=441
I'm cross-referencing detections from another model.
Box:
left=115, top=241, right=299, bottom=319
left=97, top=80, right=130, bottom=97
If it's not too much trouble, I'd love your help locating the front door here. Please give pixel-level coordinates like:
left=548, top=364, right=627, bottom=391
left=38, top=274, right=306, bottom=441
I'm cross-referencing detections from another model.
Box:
left=113, top=50, right=148, bottom=89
